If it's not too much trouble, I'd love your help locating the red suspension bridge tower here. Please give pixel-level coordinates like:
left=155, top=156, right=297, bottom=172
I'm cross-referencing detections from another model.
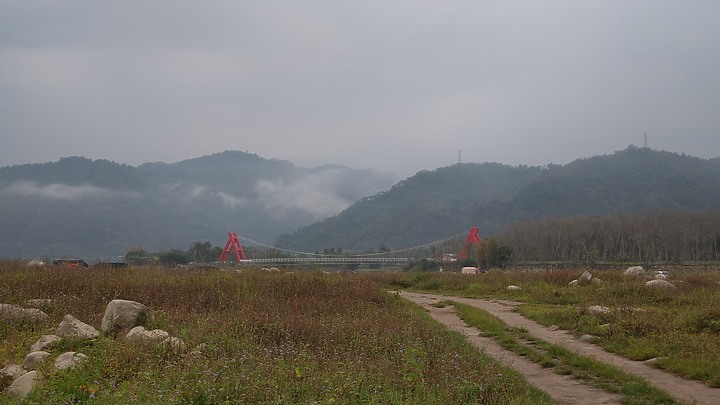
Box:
left=218, top=232, right=247, bottom=262
left=459, top=226, right=481, bottom=260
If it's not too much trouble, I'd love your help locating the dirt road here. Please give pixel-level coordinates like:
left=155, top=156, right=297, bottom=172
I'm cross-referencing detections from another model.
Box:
left=400, top=291, right=720, bottom=405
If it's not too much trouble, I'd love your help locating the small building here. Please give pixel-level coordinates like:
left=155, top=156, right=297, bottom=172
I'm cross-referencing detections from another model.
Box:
left=441, top=254, right=458, bottom=262
left=53, top=258, right=89, bottom=269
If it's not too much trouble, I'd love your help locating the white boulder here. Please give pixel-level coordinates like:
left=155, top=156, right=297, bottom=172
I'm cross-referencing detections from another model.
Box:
left=624, top=266, right=645, bottom=276
left=31, top=334, right=61, bottom=352
left=0, top=303, right=49, bottom=323
left=22, top=351, right=51, bottom=370
left=1, top=364, right=26, bottom=390
left=6, top=370, right=38, bottom=398
left=54, top=352, right=88, bottom=370
left=56, top=314, right=100, bottom=341
left=506, top=285, right=521, bottom=291
left=654, top=271, right=669, bottom=279
left=126, top=326, right=186, bottom=351
left=25, top=299, right=52, bottom=308
left=102, top=299, right=154, bottom=336
left=645, top=279, right=677, bottom=289
left=578, top=271, right=593, bottom=283
left=579, top=334, right=597, bottom=342
left=162, top=336, right=187, bottom=351
left=126, top=326, right=170, bottom=343
left=587, top=305, right=611, bottom=315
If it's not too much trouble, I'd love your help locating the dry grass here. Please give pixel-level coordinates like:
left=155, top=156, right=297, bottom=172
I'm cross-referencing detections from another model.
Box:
left=370, top=266, right=720, bottom=387
left=0, top=263, right=551, bottom=404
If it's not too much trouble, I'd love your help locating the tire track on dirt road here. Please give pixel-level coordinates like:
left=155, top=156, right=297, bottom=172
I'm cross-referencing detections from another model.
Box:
left=400, top=291, right=720, bottom=405
left=400, top=292, right=622, bottom=405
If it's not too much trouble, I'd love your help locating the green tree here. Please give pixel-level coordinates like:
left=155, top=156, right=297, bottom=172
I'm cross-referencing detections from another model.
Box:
left=188, top=241, right=213, bottom=263
left=125, top=247, right=151, bottom=265
left=210, top=246, right=222, bottom=261
left=477, top=238, right=512, bottom=269
left=158, top=249, right=190, bottom=266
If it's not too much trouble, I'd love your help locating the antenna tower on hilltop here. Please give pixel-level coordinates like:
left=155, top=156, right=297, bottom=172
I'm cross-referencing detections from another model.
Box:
left=644, top=131, right=648, bottom=148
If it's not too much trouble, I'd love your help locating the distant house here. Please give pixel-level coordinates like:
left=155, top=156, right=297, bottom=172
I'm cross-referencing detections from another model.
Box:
left=53, top=258, right=89, bottom=269
left=441, top=254, right=458, bottom=262
left=27, top=259, right=46, bottom=266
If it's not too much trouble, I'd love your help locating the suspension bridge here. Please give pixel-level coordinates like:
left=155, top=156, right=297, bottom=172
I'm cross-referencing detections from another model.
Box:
left=216, top=227, right=482, bottom=266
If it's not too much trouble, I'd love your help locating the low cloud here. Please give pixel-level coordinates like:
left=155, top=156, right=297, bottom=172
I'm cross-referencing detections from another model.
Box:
left=5, top=181, right=119, bottom=200
left=255, top=170, right=352, bottom=219
left=217, top=191, right=249, bottom=209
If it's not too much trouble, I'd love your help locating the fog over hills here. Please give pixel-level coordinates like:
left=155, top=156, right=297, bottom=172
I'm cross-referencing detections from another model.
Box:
left=276, top=147, right=720, bottom=252
left=3, top=147, right=719, bottom=260
left=0, top=151, right=396, bottom=260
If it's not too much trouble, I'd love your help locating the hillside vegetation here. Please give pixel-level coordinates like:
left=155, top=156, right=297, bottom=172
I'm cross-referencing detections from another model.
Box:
left=0, top=151, right=395, bottom=260
left=498, top=211, right=720, bottom=263
left=277, top=147, right=720, bottom=252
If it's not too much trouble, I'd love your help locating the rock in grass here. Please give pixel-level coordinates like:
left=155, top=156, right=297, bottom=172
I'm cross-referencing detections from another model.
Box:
left=31, top=334, right=61, bottom=352
left=0, top=303, right=49, bottom=323
left=126, top=326, right=186, bottom=352
left=644, top=357, right=668, bottom=365
left=624, top=266, right=645, bottom=276
left=162, top=336, right=187, bottom=351
left=587, top=305, right=611, bottom=315
left=25, top=299, right=52, bottom=308
left=578, top=271, right=593, bottom=283
left=6, top=370, right=38, bottom=398
left=1, top=364, right=26, bottom=390
left=645, top=279, right=677, bottom=289
left=54, top=352, right=87, bottom=370
left=102, top=299, right=154, bottom=336
left=567, top=279, right=579, bottom=286
left=126, top=326, right=169, bottom=343
left=56, top=314, right=100, bottom=341
left=506, top=285, right=521, bottom=291
left=22, top=351, right=51, bottom=370
left=579, top=334, right=597, bottom=343
left=654, top=271, right=669, bottom=279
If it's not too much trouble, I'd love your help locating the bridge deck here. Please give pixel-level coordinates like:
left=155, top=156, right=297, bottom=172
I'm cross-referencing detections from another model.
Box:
left=240, top=257, right=415, bottom=264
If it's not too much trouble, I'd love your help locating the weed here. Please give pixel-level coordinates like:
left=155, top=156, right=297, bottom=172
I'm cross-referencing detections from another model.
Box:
left=454, top=303, right=681, bottom=404
left=1, top=263, right=551, bottom=403
left=370, top=266, right=720, bottom=386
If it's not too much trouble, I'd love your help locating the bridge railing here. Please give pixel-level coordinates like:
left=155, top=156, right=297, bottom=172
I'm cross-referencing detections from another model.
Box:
left=240, top=256, right=414, bottom=264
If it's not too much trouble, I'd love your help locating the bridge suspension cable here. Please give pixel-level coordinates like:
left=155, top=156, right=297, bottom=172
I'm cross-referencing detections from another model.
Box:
left=233, top=231, right=470, bottom=258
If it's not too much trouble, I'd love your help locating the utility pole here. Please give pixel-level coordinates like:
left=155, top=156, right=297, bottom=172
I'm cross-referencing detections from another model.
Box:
left=458, top=149, right=462, bottom=164
left=643, top=131, right=648, bottom=148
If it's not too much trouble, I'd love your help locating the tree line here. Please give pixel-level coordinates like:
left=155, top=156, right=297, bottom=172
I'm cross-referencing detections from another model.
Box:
left=496, top=210, right=720, bottom=263
left=125, top=241, right=220, bottom=266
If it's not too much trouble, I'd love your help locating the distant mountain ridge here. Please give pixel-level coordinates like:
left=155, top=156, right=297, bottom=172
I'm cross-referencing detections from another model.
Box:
left=275, top=147, right=720, bottom=252
left=0, top=151, right=396, bottom=259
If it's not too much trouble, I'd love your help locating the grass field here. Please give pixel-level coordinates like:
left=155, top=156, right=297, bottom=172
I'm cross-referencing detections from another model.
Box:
left=451, top=302, right=680, bottom=404
left=0, top=262, right=552, bottom=404
left=371, top=265, right=720, bottom=387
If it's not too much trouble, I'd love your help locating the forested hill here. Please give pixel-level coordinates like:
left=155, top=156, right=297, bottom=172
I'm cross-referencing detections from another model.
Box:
left=275, top=147, right=720, bottom=252
left=0, top=151, right=396, bottom=259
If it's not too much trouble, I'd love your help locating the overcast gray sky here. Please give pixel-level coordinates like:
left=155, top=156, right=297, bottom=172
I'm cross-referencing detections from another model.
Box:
left=1, top=1, right=718, bottom=179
